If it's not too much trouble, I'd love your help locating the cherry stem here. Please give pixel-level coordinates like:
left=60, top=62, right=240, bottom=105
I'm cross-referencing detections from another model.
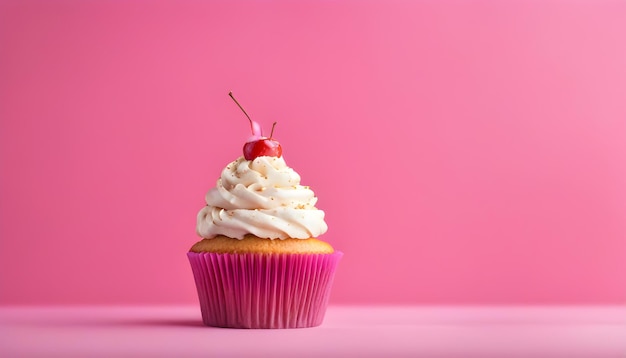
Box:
left=228, top=91, right=254, bottom=134
left=269, top=122, right=277, bottom=139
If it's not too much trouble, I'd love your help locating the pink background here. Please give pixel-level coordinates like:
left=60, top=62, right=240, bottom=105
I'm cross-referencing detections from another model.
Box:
left=1, top=0, right=625, bottom=305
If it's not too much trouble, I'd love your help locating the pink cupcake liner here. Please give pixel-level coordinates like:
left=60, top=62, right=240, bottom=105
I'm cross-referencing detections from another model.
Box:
left=187, top=251, right=343, bottom=329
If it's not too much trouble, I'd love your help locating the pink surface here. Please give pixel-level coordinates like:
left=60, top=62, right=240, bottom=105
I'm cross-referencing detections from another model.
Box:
left=1, top=1, right=626, bottom=305
left=188, top=252, right=342, bottom=328
left=1, top=305, right=625, bottom=357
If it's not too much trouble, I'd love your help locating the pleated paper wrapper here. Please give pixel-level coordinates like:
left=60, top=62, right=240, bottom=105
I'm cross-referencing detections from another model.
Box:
left=187, top=251, right=343, bottom=329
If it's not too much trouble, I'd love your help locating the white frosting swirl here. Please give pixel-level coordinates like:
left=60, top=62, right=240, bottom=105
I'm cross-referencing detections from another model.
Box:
left=196, top=156, right=328, bottom=240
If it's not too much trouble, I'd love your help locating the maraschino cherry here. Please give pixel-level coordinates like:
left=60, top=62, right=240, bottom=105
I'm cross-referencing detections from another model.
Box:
left=229, top=92, right=283, bottom=160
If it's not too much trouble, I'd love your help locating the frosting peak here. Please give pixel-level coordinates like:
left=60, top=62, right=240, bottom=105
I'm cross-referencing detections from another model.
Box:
left=196, top=156, right=328, bottom=240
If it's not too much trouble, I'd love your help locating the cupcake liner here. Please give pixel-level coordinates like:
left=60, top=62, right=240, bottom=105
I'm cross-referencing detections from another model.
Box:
left=187, top=251, right=343, bottom=329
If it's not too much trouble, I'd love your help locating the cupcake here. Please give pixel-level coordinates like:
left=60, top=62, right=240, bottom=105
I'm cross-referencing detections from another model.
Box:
left=187, top=93, right=342, bottom=329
